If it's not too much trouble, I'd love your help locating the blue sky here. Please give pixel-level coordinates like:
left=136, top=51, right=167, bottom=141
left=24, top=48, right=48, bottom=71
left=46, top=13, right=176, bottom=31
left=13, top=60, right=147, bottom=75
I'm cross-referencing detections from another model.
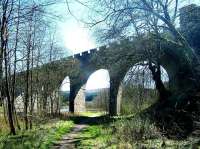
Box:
left=49, top=0, right=200, bottom=56
left=47, top=0, right=96, bottom=55
left=55, top=0, right=199, bottom=91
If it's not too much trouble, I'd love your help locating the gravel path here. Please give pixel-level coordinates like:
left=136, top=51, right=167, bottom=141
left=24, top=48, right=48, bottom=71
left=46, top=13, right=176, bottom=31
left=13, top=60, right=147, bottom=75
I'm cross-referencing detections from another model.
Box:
left=53, top=123, right=88, bottom=149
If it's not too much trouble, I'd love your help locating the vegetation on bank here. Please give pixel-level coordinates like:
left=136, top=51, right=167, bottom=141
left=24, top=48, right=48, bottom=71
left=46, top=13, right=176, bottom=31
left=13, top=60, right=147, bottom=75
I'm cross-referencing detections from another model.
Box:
left=120, top=84, right=158, bottom=115
left=75, top=125, right=113, bottom=149
left=76, top=115, right=200, bottom=149
left=75, top=84, right=200, bottom=148
left=0, top=119, right=74, bottom=149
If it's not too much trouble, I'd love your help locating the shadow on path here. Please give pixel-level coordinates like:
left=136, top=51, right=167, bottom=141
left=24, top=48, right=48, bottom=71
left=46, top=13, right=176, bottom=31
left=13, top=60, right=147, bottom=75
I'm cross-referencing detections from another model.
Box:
left=53, top=123, right=88, bottom=149
left=53, top=114, right=114, bottom=149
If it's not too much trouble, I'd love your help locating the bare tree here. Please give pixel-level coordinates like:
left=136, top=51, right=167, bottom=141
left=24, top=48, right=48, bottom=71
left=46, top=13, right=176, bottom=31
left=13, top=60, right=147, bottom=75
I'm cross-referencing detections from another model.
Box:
left=67, top=0, right=200, bottom=102
left=0, top=0, right=16, bottom=135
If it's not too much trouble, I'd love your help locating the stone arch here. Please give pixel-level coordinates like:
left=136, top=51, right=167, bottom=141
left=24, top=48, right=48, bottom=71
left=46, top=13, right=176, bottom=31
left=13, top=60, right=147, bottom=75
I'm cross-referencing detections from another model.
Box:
left=84, top=69, right=110, bottom=112
left=59, top=76, right=70, bottom=96
left=107, top=39, right=183, bottom=116
left=68, top=71, right=94, bottom=113
left=59, top=76, right=70, bottom=112
left=85, top=69, right=110, bottom=91
left=109, top=58, right=173, bottom=115
left=116, top=61, right=169, bottom=115
left=60, top=79, right=86, bottom=113
left=56, top=37, right=191, bottom=115
left=68, top=68, right=110, bottom=113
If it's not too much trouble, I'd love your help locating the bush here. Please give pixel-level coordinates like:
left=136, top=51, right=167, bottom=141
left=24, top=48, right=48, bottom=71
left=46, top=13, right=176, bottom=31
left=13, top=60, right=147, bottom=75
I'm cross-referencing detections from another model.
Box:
left=121, top=85, right=158, bottom=115
left=114, top=116, right=161, bottom=143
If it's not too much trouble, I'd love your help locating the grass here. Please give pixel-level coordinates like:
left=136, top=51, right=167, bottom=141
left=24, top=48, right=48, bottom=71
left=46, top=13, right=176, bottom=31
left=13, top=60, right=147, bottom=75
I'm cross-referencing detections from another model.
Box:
left=75, top=125, right=114, bottom=149
left=40, top=120, right=74, bottom=148
left=74, top=115, right=200, bottom=149
left=1, top=111, right=200, bottom=148
left=0, top=119, right=74, bottom=149
left=0, top=106, right=9, bottom=134
left=78, top=111, right=106, bottom=117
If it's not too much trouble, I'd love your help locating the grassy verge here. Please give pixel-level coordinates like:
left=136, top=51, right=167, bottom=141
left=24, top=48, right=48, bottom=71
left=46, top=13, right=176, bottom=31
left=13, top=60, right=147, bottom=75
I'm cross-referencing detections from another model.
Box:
left=76, top=115, right=200, bottom=149
left=0, top=120, right=74, bottom=149
left=75, top=125, right=114, bottom=149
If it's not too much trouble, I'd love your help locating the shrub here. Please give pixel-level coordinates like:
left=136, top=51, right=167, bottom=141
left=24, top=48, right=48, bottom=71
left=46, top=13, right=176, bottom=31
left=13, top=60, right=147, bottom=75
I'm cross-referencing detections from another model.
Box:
left=114, top=116, right=161, bottom=143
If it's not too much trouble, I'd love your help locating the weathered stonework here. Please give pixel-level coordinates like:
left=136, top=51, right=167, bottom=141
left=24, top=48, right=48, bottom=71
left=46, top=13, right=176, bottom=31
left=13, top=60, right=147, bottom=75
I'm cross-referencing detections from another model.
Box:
left=74, top=85, right=86, bottom=112
left=14, top=5, right=200, bottom=116
left=116, top=85, right=123, bottom=115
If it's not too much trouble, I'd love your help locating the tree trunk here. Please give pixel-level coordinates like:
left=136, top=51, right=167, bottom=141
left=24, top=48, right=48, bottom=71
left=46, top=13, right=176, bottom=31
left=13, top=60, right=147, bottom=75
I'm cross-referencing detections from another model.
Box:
left=3, top=45, right=16, bottom=135
left=24, top=64, right=29, bottom=130
left=148, top=61, right=170, bottom=101
left=1, top=0, right=16, bottom=135
left=29, top=77, right=33, bottom=129
left=24, top=35, right=31, bottom=130
left=50, top=95, right=53, bottom=114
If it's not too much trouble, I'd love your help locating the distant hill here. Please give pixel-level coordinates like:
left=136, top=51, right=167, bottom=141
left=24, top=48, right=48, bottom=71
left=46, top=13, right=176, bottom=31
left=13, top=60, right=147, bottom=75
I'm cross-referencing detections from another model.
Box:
left=59, top=91, right=70, bottom=98
left=85, top=88, right=109, bottom=101
left=59, top=88, right=109, bottom=102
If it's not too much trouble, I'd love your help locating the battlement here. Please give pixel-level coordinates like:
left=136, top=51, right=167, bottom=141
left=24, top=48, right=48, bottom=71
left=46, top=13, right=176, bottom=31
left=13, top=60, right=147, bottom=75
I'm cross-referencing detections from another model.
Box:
left=73, top=48, right=98, bottom=59
left=71, top=36, right=135, bottom=60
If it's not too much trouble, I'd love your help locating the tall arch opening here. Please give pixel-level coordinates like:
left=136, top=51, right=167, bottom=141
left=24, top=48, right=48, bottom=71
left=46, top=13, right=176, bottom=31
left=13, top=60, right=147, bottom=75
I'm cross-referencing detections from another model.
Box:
left=59, top=76, right=70, bottom=112
left=85, top=69, right=110, bottom=113
left=120, top=61, right=169, bottom=115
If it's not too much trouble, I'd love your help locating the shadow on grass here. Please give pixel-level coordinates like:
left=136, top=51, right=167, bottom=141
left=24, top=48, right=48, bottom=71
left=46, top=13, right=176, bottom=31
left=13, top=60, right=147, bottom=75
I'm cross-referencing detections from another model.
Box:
left=58, top=114, right=114, bottom=148
left=59, top=114, right=116, bottom=126
left=73, top=127, right=102, bottom=148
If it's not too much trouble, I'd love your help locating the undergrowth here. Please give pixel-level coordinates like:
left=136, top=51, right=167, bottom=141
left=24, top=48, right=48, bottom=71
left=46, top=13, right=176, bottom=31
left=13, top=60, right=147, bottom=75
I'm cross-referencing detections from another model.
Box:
left=0, top=120, right=74, bottom=149
left=76, top=115, right=200, bottom=148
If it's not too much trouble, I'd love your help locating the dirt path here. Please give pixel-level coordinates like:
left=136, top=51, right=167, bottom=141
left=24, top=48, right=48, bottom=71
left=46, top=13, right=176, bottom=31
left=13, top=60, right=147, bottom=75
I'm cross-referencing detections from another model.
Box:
left=53, top=123, right=88, bottom=149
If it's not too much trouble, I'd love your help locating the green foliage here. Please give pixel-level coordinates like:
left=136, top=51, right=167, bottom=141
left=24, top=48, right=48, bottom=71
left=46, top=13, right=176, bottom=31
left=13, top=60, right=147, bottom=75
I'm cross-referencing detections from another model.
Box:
left=0, top=120, right=74, bottom=149
left=86, top=89, right=109, bottom=113
left=114, top=116, right=160, bottom=142
left=76, top=115, right=200, bottom=149
left=75, top=125, right=113, bottom=149
left=121, top=85, right=158, bottom=115
left=74, top=116, right=161, bottom=148
left=113, top=115, right=199, bottom=148
left=40, top=120, right=74, bottom=149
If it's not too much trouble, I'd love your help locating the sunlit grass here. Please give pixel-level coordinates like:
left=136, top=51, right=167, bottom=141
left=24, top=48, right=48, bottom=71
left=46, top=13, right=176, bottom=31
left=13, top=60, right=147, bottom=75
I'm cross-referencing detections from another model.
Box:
left=75, top=125, right=114, bottom=149
left=40, top=120, right=74, bottom=148
left=0, top=119, right=74, bottom=149
left=78, top=111, right=106, bottom=117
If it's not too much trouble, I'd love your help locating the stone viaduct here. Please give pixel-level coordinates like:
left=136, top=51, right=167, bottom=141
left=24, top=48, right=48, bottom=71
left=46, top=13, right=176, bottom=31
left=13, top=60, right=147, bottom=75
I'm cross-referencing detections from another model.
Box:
left=14, top=4, right=200, bottom=116
left=52, top=37, right=186, bottom=116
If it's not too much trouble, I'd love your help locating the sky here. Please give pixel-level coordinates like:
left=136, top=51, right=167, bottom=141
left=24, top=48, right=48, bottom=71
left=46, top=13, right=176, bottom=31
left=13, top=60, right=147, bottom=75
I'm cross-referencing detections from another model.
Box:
left=58, top=21, right=96, bottom=54
left=124, top=63, right=169, bottom=89
left=56, top=0, right=199, bottom=91
left=60, top=76, right=70, bottom=92
left=60, top=69, right=110, bottom=92
left=51, top=0, right=200, bottom=55
left=49, top=0, right=96, bottom=55
left=85, top=69, right=110, bottom=90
